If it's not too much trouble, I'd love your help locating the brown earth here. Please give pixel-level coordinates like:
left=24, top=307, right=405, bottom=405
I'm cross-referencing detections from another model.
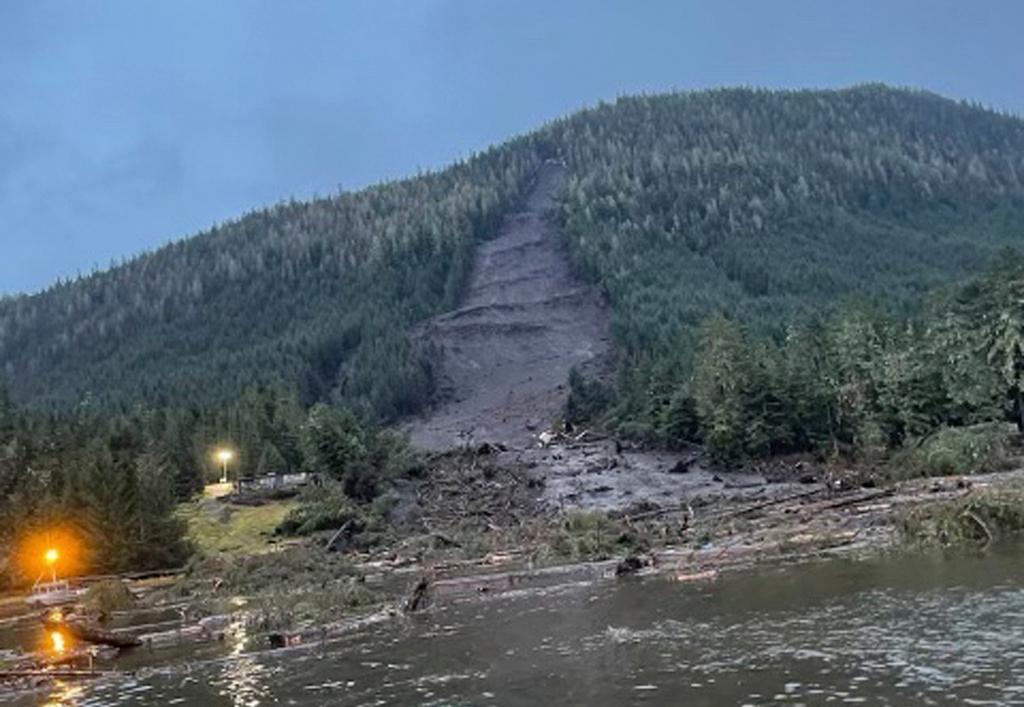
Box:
left=406, top=162, right=612, bottom=451
left=403, top=163, right=796, bottom=512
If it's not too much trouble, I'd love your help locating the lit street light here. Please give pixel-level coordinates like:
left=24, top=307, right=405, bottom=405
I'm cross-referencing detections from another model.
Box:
left=216, top=448, right=235, bottom=484
left=44, top=547, right=59, bottom=583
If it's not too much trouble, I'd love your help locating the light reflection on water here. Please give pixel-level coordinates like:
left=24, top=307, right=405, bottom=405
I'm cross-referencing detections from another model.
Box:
left=41, top=682, right=84, bottom=707
left=10, top=544, right=1024, bottom=706
left=220, top=618, right=270, bottom=707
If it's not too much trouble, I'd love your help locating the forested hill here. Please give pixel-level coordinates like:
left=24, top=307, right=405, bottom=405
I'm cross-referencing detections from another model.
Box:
left=0, top=142, right=542, bottom=415
left=3, top=85, right=1024, bottom=419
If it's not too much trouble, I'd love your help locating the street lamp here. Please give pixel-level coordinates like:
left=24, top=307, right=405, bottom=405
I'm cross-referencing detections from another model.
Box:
left=216, top=448, right=235, bottom=484
left=44, top=548, right=59, bottom=583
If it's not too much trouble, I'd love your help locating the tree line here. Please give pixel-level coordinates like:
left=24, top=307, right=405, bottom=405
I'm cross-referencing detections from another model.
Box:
left=0, top=386, right=404, bottom=586
left=547, top=85, right=1024, bottom=437
left=570, top=253, right=1023, bottom=470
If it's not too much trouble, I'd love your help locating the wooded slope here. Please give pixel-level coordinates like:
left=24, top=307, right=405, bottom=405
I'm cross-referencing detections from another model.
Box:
left=3, top=86, right=1023, bottom=422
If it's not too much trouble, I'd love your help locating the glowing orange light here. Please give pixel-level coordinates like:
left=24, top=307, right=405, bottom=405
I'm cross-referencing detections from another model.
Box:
left=16, top=528, right=85, bottom=584
left=51, top=630, right=66, bottom=655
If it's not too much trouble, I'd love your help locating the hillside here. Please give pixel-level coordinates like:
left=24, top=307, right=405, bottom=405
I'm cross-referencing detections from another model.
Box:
left=0, top=144, right=542, bottom=417
left=2, top=85, right=1024, bottom=427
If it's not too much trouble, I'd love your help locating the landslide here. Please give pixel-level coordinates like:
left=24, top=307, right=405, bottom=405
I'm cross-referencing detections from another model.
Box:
left=407, top=163, right=612, bottom=450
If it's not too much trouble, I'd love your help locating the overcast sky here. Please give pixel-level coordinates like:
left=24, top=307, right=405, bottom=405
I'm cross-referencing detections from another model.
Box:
left=1, top=1, right=1022, bottom=295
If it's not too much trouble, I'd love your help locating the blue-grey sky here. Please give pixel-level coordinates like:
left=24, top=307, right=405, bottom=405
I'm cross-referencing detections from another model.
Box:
left=1, top=1, right=1022, bottom=295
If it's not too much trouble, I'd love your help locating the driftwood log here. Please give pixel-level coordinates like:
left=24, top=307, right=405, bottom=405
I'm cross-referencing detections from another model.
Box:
left=42, top=616, right=142, bottom=649
left=0, top=669, right=117, bottom=680
left=403, top=575, right=432, bottom=613
left=326, top=520, right=355, bottom=552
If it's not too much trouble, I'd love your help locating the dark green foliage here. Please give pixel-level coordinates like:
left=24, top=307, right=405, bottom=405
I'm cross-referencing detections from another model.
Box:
left=256, top=442, right=287, bottom=476
left=275, top=482, right=361, bottom=536
left=546, top=87, right=1024, bottom=436
left=300, top=403, right=376, bottom=500
left=0, top=143, right=540, bottom=418
left=691, top=316, right=789, bottom=461
left=0, top=376, right=410, bottom=581
left=4, top=87, right=1024, bottom=434
left=0, top=392, right=192, bottom=578
left=552, top=87, right=1024, bottom=356
left=936, top=251, right=1024, bottom=430
left=564, top=368, right=616, bottom=426
left=687, top=257, right=1024, bottom=465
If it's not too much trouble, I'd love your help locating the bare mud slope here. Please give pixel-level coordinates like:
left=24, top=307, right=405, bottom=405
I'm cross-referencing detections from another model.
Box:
left=405, top=165, right=792, bottom=515
left=407, top=164, right=611, bottom=450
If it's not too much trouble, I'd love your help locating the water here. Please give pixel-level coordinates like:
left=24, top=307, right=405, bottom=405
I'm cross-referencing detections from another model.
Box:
left=10, top=545, right=1024, bottom=705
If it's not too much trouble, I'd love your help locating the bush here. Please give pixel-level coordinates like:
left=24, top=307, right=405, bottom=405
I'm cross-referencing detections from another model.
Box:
left=276, top=484, right=361, bottom=536
left=894, top=423, right=1014, bottom=478
left=550, top=511, right=646, bottom=561
left=83, top=579, right=136, bottom=616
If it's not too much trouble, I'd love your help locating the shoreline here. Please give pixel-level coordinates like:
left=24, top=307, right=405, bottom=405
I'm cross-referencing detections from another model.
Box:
left=3, top=462, right=1022, bottom=699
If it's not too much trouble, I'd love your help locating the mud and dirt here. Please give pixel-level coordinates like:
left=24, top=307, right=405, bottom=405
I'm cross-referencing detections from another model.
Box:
left=407, top=163, right=612, bottom=451
left=402, top=163, right=797, bottom=514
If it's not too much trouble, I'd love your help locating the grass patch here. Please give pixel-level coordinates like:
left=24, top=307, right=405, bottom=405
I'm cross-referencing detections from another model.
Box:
left=177, top=499, right=298, bottom=557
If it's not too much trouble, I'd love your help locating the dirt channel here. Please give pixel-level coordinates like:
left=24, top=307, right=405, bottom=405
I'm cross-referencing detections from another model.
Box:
left=406, top=162, right=611, bottom=451
left=404, top=163, right=798, bottom=512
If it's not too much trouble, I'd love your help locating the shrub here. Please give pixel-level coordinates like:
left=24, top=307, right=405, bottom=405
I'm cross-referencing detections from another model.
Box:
left=894, top=423, right=1013, bottom=478
left=550, top=511, right=646, bottom=561
left=83, top=579, right=136, bottom=616
left=276, top=484, right=360, bottom=536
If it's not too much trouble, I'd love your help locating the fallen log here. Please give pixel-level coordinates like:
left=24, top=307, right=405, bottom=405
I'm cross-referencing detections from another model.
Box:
left=625, top=502, right=694, bottom=523
left=0, top=669, right=117, bottom=680
left=674, top=569, right=718, bottom=583
left=818, top=488, right=895, bottom=511
left=42, top=617, right=142, bottom=649
left=325, top=520, right=355, bottom=552
left=710, top=487, right=827, bottom=523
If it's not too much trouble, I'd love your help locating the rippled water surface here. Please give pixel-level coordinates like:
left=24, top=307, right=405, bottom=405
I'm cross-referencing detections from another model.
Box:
left=12, top=545, right=1024, bottom=705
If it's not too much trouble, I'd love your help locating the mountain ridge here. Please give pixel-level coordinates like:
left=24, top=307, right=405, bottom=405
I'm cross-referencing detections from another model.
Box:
left=3, top=84, right=1024, bottom=420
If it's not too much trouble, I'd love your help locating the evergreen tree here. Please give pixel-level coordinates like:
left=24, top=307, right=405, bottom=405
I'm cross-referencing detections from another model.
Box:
left=300, top=404, right=375, bottom=500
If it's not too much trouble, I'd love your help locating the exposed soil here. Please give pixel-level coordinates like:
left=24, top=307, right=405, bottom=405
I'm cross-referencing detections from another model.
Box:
left=407, top=163, right=612, bottom=451
left=402, top=163, right=794, bottom=513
